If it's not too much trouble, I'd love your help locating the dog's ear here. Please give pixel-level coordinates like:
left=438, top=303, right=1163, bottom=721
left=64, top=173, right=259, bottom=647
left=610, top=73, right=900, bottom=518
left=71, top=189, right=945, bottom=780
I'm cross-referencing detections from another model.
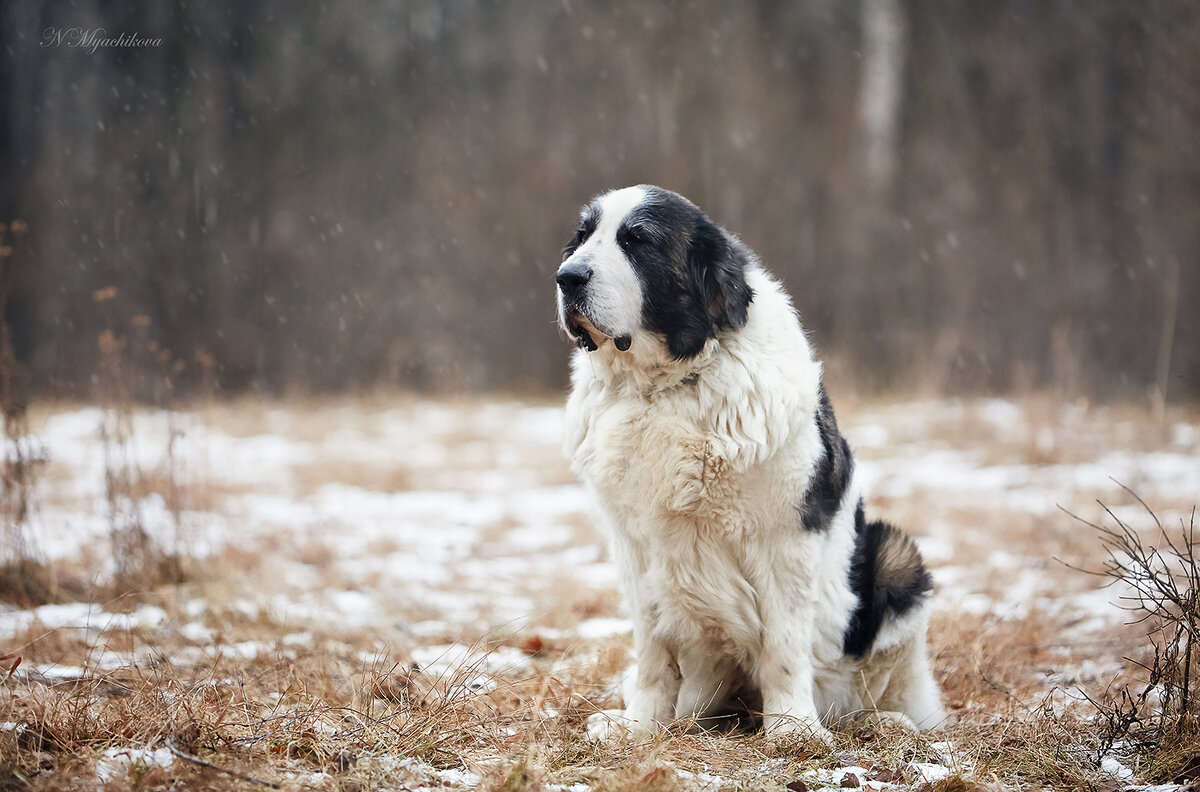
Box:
left=687, top=219, right=752, bottom=331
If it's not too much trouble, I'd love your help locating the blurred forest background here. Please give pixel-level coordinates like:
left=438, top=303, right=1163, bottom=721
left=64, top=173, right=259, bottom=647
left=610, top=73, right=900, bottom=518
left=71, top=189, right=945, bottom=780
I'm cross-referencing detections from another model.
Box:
left=1, top=1, right=1197, bottom=402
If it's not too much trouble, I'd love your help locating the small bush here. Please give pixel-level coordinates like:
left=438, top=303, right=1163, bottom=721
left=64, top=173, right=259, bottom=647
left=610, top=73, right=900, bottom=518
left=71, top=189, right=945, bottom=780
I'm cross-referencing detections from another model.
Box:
left=1070, top=487, right=1200, bottom=779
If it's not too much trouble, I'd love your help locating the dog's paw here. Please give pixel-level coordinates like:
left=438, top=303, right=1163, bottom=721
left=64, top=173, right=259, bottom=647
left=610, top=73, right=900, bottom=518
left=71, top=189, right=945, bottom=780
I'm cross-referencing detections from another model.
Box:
left=585, top=710, right=656, bottom=742
left=585, top=710, right=627, bottom=742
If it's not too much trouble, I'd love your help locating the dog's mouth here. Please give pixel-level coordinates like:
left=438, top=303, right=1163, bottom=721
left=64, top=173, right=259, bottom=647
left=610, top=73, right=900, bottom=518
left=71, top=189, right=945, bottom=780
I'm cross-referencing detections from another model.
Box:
left=565, top=311, right=632, bottom=353
left=567, top=311, right=604, bottom=352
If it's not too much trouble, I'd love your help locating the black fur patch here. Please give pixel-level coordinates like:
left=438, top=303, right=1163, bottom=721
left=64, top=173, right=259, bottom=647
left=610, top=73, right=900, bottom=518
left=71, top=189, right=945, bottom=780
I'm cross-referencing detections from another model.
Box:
left=562, top=204, right=599, bottom=261
left=843, top=502, right=934, bottom=658
left=618, top=187, right=754, bottom=359
left=799, top=386, right=854, bottom=533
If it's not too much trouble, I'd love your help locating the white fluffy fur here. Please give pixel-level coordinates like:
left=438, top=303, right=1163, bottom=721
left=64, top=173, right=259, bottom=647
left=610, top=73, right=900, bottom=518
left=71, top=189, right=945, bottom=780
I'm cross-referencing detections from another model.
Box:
left=561, top=194, right=943, bottom=741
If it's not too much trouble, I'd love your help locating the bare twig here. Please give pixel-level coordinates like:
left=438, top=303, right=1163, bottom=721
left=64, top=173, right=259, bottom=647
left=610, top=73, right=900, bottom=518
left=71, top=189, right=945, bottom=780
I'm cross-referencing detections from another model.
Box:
left=165, top=738, right=283, bottom=789
left=1069, top=487, right=1199, bottom=755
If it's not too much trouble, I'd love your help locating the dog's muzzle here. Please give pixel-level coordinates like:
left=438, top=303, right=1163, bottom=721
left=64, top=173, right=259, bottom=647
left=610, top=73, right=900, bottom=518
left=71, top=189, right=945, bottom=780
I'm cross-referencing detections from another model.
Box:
left=556, top=259, right=632, bottom=353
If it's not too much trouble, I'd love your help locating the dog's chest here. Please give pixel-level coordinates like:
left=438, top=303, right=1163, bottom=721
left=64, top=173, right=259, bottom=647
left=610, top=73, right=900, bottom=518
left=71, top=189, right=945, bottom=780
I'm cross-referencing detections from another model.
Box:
left=567, top=384, right=813, bottom=545
left=574, top=398, right=741, bottom=521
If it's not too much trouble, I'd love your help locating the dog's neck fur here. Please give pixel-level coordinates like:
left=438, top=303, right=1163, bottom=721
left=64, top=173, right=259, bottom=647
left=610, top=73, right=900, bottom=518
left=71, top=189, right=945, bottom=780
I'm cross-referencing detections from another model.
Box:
left=568, top=267, right=822, bottom=470
left=571, top=333, right=719, bottom=396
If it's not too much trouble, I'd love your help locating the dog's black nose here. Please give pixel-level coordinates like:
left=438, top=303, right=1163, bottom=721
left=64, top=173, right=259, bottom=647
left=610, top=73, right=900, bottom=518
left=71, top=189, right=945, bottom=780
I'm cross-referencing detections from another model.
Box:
left=556, top=262, right=593, bottom=297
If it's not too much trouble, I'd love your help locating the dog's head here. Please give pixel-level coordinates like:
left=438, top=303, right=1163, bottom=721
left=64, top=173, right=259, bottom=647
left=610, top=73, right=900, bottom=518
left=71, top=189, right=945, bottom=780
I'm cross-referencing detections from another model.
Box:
left=555, top=185, right=754, bottom=360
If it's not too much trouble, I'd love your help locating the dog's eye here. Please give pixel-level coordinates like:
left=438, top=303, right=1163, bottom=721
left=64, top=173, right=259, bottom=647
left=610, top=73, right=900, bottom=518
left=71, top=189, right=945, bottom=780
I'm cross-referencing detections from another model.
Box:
left=620, top=225, right=649, bottom=250
left=565, top=221, right=595, bottom=259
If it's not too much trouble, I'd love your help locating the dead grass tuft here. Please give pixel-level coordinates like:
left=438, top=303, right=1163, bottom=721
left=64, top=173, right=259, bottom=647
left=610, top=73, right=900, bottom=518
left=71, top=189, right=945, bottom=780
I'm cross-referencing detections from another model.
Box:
left=3, top=395, right=1196, bottom=789
left=590, top=762, right=687, bottom=792
left=927, top=776, right=983, bottom=792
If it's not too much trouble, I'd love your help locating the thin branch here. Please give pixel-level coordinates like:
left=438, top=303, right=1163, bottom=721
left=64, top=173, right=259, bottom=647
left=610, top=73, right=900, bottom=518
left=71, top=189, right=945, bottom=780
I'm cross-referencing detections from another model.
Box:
left=1068, top=490, right=1199, bottom=745
left=1113, top=478, right=1164, bottom=534
left=165, top=738, right=289, bottom=789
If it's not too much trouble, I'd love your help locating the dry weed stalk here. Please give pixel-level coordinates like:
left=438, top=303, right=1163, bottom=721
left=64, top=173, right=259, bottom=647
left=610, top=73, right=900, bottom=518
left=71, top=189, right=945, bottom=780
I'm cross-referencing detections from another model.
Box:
left=94, top=288, right=186, bottom=597
left=1067, top=485, right=1199, bottom=760
left=0, top=219, right=54, bottom=607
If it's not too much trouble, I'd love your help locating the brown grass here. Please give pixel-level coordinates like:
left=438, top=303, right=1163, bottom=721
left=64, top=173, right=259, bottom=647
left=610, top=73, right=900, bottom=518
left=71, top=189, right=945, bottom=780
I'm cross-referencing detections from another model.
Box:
left=0, top=567, right=1150, bottom=791
left=1, top=395, right=1197, bottom=789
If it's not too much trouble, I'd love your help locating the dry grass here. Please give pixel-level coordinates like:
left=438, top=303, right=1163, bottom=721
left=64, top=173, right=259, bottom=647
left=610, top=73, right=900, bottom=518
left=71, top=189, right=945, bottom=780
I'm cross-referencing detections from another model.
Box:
left=1, top=395, right=1198, bottom=790
left=0, top=589, right=1169, bottom=790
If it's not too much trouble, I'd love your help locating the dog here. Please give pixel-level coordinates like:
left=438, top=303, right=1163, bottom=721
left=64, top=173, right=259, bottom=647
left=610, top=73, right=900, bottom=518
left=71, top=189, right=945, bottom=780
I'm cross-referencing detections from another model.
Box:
left=555, top=185, right=943, bottom=741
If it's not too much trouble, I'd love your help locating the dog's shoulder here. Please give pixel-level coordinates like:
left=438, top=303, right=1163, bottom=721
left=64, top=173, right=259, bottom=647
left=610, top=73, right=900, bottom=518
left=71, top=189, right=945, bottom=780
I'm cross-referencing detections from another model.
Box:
left=700, top=268, right=822, bottom=465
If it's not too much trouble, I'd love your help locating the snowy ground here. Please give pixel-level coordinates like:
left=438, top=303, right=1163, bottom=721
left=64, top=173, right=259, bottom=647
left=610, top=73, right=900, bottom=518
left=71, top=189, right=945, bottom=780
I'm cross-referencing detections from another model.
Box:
left=3, top=395, right=1199, bottom=789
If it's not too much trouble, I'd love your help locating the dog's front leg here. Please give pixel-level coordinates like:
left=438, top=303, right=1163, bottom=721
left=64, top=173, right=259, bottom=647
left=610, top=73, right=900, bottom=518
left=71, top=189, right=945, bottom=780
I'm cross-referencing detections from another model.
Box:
left=622, top=611, right=681, bottom=733
left=588, top=529, right=682, bottom=741
left=587, top=606, right=680, bottom=741
left=757, top=600, right=834, bottom=743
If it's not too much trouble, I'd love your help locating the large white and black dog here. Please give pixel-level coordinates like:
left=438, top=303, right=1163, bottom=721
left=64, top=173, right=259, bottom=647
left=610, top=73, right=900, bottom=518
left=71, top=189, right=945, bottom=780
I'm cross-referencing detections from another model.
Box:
left=556, top=186, right=943, bottom=741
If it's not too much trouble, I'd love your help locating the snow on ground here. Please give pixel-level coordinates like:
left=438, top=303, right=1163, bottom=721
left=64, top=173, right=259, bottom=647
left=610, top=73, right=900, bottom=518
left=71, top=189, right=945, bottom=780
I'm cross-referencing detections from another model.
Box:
left=94, top=746, right=175, bottom=783
left=16, top=400, right=600, bottom=637
left=9, top=398, right=1200, bottom=650
left=4, top=396, right=1199, bottom=789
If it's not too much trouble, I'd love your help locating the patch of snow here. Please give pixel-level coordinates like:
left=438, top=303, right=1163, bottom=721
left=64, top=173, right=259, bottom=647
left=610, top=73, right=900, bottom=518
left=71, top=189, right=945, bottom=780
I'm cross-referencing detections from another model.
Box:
left=410, top=643, right=532, bottom=678
left=508, top=406, right=565, bottom=446
left=33, top=664, right=88, bottom=680
left=1101, top=756, right=1135, bottom=780
left=928, top=741, right=961, bottom=767
left=204, top=432, right=319, bottom=484
left=220, top=641, right=269, bottom=660
left=908, top=762, right=952, bottom=783
left=986, top=550, right=1022, bottom=569
left=29, top=602, right=101, bottom=630
left=576, top=618, right=632, bottom=639
left=979, top=398, right=1022, bottom=429
left=436, top=767, right=482, bottom=788
left=127, top=605, right=169, bottom=630
left=409, top=620, right=450, bottom=637
left=0, top=607, right=34, bottom=639
left=848, top=423, right=889, bottom=449
left=37, top=406, right=107, bottom=441
left=325, top=590, right=380, bottom=627
left=573, top=562, right=618, bottom=588
left=179, top=621, right=214, bottom=642
left=95, top=746, right=174, bottom=782
left=503, top=523, right=575, bottom=549
left=1056, top=587, right=1128, bottom=637
left=802, top=764, right=880, bottom=790
left=673, top=766, right=729, bottom=790
left=914, top=535, right=954, bottom=563
left=282, top=631, right=314, bottom=646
